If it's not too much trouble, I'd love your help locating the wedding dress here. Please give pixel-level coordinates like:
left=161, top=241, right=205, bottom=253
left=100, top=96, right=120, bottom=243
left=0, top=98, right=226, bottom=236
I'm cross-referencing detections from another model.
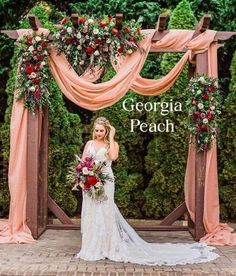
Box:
left=75, top=141, right=219, bottom=266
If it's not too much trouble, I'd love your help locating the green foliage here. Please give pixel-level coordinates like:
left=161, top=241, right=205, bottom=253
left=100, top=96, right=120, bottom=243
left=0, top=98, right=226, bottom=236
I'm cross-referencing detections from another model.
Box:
left=143, top=0, right=196, bottom=219
left=70, top=0, right=160, bottom=28
left=218, top=50, right=236, bottom=220
left=0, top=3, right=83, bottom=216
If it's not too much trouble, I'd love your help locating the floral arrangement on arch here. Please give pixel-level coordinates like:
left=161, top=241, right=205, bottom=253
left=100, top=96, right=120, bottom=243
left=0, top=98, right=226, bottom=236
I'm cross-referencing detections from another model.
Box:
left=16, top=33, right=50, bottom=114
left=52, top=15, right=144, bottom=75
left=186, top=75, right=222, bottom=152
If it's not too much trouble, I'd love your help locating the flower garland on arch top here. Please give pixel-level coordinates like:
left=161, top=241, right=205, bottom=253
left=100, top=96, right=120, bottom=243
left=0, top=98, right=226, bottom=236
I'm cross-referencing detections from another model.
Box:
left=16, top=33, right=50, bottom=114
left=52, top=16, right=145, bottom=75
left=186, top=75, right=222, bottom=152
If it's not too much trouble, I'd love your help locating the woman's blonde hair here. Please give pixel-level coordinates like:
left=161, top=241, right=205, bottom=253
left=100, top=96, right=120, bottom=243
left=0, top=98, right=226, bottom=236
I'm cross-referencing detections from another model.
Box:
left=92, top=117, right=111, bottom=144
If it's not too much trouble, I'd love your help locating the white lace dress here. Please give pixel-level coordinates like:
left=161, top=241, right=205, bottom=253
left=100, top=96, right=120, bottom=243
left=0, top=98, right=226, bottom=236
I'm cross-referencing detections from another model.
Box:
left=75, top=141, right=219, bottom=266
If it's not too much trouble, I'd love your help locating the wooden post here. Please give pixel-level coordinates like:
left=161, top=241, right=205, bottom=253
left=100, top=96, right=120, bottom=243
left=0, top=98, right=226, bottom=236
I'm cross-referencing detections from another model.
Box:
left=26, top=106, right=48, bottom=239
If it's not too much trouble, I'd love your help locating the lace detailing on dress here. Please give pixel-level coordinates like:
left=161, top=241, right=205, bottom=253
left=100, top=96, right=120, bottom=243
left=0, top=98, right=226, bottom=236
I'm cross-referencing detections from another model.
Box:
left=75, top=141, right=219, bottom=266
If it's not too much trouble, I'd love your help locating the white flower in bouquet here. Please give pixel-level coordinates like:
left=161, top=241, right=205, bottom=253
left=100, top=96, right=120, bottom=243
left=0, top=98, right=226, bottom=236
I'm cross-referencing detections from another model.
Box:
left=77, top=45, right=82, bottom=50
left=198, top=103, right=204, bottom=109
left=95, top=182, right=101, bottom=187
left=55, top=33, right=60, bottom=39
left=29, top=86, right=36, bottom=92
left=94, top=50, right=100, bottom=56
left=210, top=106, right=215, bottom=110
left=88, top=18, right=94, bottom=24
left=93, top=28, right=99, bottom=35
left=32, top=38, right=36, bottom=44
left=43, top=50, right=48, bottom=56
left=76, top=32, right=82, bottom=39
left=35, top=36, right=42, bottom=42
left=203, top=118, right=208, bottom=124
left=106, top=38, right=111, bottom=43
left=85, top=35, right=90, bottom=40
left=67, top=27, right=73, bottom=34
left=82, top=167, right=89, bottom=175
left=127, top=49, right=133, bottom=54
left=79, top=60, right=85, bottom=65
left=37, top=46, right=43, bottom=52
left=88, top=171, right=94, bottom=176
left=104, top=47, right=109, bottom=52
left=28, top=46, right=34, bottom=52
left=214, top=80, right=219, bottom=88
left=199, top=76, right=206, bottom=84
left=197, top=90, right=202, bottom=95
left=41, top=61, right=46, bottom=67
left=30, top=72, right=37, bottom=79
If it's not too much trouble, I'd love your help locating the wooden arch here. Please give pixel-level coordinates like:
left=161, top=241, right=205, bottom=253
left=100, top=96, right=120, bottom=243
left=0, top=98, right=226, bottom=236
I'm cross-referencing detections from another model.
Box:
left=1, top=13, right=236, bottom=240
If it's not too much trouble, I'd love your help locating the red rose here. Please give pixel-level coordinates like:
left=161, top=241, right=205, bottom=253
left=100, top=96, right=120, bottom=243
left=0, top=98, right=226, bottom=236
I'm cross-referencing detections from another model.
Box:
left=41, top=41, right=48, bottom=48
left=112, top=28, right=119, bottom=37
left=129, top=36, right=135, bottom=42
left=25, top=65, right=34, bottom=74
left=207, top=110, right=215, bottom=120
left=200, top=125, right=208, bottom=131
left=202, top=93, right=209, bottom=100
left=61, top=17, right=68, bottom=24
left=87, top=176, right=98, bottom=186
left=99, top=21, right=106, bottom=28
left=124, top=27, right=131, bottom=33
left=200, top=112, right=206, bottom=119
left=84, top=183, right=90, bottom=190
left=118, top=44, right=124, bottom=53
left=95, top=38, right=102, bottom=45
left=208, top=85, right=215, bottom=93
left=33, top=50, right=38, bottom=55
left=193, top=111, right=200, bottom=118
left=33, top=78, right=40, bottom=85
left=76, top=164, right=83, bottom=172
left=79, top=17, right=86, bottom=24
left=37, top=55, right=44, bottom=61
left=86, top=47, right=94, bottom=54
left=66, top=38, right=73, bottom=44
left=27, top=37, right=33, bottom=44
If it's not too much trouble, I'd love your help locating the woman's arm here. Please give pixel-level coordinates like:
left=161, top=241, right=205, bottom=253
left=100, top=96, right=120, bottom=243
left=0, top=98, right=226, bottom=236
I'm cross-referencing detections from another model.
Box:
left=108, top=126, right=119, bottom=161
left=81, top=140, right=91, bottom=161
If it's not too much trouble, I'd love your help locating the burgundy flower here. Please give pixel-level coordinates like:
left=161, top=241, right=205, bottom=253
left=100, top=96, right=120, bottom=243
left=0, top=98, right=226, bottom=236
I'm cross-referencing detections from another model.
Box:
left=33, top=50, right=38, bottom=55
left=200, top=125, right=208, bottom=131
left=86, top=47, right=94, bottom=54
left=35, top=88, right=41, bottom=100
left=86, top=175, right=98, bottom=186
left=112, top=28, right=119, bottom=37
left=33, top=78, right=40, bottom=85
left=25, top=65, right=34, bottom=74
left=208, top=85, right=215, bottom=93
left=118, top=44, right=124, bottom=53
left=41, top=41, right=48, bottom=48
left=202, top=93, right=209, bottom=100
left=27, top=37, right=33, bottom=44
left=124, top=27, right=131, bottom=33
left=37, top=55, right=44, bottom=61
left=193, top=111, right=200, bottom=118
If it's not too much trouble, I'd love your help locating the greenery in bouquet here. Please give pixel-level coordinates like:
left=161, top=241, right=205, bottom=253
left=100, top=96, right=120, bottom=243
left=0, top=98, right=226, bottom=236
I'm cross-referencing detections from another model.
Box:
left=16, top=33, right=50, bottom=114
left=52, top=15, right=145, bottom=75
left=186, top=75, right=222, bottom=152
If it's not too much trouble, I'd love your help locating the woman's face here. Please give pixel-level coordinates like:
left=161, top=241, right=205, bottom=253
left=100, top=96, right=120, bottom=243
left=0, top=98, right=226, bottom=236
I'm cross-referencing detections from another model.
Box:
left=94, top=123, right=106, bottom=140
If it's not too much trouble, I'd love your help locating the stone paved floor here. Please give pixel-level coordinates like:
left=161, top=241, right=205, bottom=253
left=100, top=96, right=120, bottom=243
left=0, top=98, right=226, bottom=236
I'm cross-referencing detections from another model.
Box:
left=0, top=229, right=236, bottom=276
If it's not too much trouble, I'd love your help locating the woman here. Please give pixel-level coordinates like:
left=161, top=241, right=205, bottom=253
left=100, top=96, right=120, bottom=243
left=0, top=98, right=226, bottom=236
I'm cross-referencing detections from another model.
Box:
left=75, top=117, right=218, bottom=266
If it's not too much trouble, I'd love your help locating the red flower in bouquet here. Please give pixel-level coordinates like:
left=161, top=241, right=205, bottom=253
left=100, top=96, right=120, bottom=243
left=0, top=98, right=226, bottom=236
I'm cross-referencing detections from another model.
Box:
left=25, top=65, right=35, bottom=74
left=86, top=175, right=98, bottom=186
left=86, top=47, right=94, bottom=54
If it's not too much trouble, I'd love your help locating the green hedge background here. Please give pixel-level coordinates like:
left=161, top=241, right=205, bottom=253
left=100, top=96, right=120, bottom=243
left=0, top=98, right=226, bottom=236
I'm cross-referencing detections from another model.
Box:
left=0, top=0, right=235, bottom=220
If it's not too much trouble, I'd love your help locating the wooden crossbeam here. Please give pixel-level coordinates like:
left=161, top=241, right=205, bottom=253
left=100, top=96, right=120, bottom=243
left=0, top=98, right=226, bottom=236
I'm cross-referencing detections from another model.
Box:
left=28, top=14, right=42, bottom=31
left=156, top=14, right=168, bottom=32
left=71, top=13, right=79, bottom=27
left=159, top=202, right=187, bottom=226
left=115, top=13, right=123, bottom=29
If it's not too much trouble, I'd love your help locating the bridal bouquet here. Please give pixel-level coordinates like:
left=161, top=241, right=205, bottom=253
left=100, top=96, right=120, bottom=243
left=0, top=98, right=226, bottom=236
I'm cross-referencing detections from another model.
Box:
left=70, top=155, right=111, bottom=202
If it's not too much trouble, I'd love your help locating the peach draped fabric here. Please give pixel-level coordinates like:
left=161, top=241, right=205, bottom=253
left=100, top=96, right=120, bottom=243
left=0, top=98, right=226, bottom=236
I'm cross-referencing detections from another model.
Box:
left=1, top=28, right=235, bottom=245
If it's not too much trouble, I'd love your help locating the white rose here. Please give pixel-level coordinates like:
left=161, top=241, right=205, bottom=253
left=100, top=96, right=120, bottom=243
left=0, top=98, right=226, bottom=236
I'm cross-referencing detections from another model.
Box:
left=41, top=61, right=46, bottom=67
left=106, top=38, right=111, bottom=43
left=197, top=90, right=202, bottom=95
left=82, top=167, right=89, bottom=175
left=76, top=32, right=82, bottom=39
left=127, top=49, right=133, bottom=54
left=93, top=28, right=99, bottom=35
left=55, top=33, right=60, bottom=39
left=29, top=86, right=35, bottom=92
left=85, top=35, right=90, bottom=40
left=198, top=103, right=204, bottom=109
left=210, top=106, right=215, bottom=110
left=88, top=171, right=94, bottom=176
left=67, top=27, right=73, bottom=34
left=35, top=36, right=41, bottom=42
left=79, top=60, right=84, bottom=65
left=203, top=118, right=208, bottom=124
left=28, top=46, right=34, bottom=52
left=32, top=38, right=36, bottom=44
left=30, top=72, right=37, bottom=79
left=199, top=76, right=206, bottom=84
left=77, top=45, right=82, bottom=50
left=88, top=18, right=94, bottom=24
left=94, top=50, right=100, bottom=56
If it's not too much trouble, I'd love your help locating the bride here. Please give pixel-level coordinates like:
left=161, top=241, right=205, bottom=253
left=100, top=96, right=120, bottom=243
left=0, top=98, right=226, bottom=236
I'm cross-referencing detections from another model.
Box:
left=75, top=117, right=219, bottom=266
